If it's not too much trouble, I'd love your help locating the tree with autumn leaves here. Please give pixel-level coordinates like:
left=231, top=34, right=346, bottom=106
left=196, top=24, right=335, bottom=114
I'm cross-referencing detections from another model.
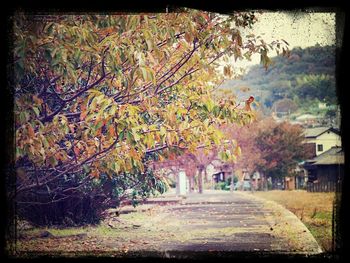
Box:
left=154, top=116, right=309, bottom=193
left=255, top=119, right=312, bottom=188
left=10, top=10, right=288, bottom=225
left=153, top=147, right=220, bottom=194
left=220, top=117, right=311, bottom=189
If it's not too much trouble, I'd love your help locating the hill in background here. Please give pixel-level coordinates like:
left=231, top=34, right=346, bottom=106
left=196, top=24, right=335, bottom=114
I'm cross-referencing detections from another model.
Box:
left=220, top=45, right=339, bottom=127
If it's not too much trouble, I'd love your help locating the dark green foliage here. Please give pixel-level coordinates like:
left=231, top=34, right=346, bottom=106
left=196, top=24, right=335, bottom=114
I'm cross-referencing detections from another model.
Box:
left=214, top=177, right=237, bottom=191
left=17, top=168, right=167, bottom=226
left=214, top=182, right=227, bottom=190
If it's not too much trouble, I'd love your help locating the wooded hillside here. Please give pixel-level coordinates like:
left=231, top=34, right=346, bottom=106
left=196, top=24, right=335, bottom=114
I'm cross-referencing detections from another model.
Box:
left=221, top=45, right=337, bottom=117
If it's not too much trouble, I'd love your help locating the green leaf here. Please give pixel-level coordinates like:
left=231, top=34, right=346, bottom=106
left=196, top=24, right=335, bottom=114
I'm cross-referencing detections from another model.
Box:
left=147, top=68, right=156, bottom=85
left=83, top=164, right=90, bottom=173
left=41, top=136, right=49, bottom=148
left=112, top=162, right=120, bottom=173
left=205, top=98, right=215, bottom=112
left=48, top=156, right=58, bottom=167
left=118, top=131, right=125, bottom=141
left=140, top=67, right=148, bottom=81
left=127, top=130, right=134, bottom=144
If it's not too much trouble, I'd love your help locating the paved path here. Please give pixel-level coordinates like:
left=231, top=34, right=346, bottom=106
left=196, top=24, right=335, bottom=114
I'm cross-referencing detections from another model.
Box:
left=17, top=190, right=323, bottom=257
left=114, top=190, right=322, bottom=254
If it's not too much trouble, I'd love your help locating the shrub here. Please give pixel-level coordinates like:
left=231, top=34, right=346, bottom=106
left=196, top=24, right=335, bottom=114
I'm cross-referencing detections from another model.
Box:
left=17, top=169, right=167, bottom=226
left=214, top=182, right=226, bottom=190
left=214, top=181, right=231, bottom=191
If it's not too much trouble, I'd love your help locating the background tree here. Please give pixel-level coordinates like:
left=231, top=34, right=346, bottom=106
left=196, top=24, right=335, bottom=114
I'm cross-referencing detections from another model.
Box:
left=272, top=98, right=298, bottom=114
left=153, top=146, right=222, bottom=194
left=221, top=121, right=265, bottom=176
left=11, top=11, right=287, bottom=225
left=152, top=152, right=197, bottom=193
left=255, top=119, right=311, bottom=188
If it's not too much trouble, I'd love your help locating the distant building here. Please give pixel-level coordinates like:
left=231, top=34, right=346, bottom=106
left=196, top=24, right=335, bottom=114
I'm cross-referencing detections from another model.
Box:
left=284, top=176, right=296, bottom=190
left=303, top=146, right=344, bottom=192
left=304, top=127, right=341, bottom=156
left=209, top=160, right=233, bottom=184
left=295, top=114, right=322, bottom=126
left=288, top=126, right=342, bottom=191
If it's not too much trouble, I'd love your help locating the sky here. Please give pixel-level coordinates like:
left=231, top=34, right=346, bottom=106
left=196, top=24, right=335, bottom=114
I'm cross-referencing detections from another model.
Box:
left=231, top=11, right=336, bottom=70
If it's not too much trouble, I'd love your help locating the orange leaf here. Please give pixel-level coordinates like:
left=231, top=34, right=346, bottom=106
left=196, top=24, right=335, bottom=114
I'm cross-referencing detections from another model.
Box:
left=80, top=110, right=87, bottom=121
left=54, top=152, right=61, bottom=161
left=90, top=169, right=99, bottom=179
left=244, top=96, right=254, bottom=111
left=96, top=128, right=102, bottom=137
left=109, top=125, right=116, bottom=137
left=94, top=116, right=101, bottom=126
left=169, top=153, right=176, bottom=160
left=129, top=148, right=139, bottom=159
left=154, top=133, right=160, bottom=141
left=74, top=147, right=80, bottom=156
left=69, top=124, right=75, bottom=133
left=28, top=125, right=35, bottom=138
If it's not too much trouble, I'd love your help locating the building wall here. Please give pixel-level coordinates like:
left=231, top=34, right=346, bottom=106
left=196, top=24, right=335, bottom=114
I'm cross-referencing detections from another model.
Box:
left=306, top=131, right=341, bottom=156
left=285, top=176, right=296, bottom=190
left=316, top=165, right=343, bottom=183
left=206, top=164, right=215, bottom=179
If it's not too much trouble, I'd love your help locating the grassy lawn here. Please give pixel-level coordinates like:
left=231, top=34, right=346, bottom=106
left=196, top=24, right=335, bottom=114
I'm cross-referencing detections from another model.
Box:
left=252, top=190, right=335, bottom=252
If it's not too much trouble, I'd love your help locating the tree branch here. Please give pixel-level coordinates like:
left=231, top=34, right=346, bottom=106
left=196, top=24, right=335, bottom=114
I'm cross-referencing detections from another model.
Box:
left=39, top=54, right=109, bottom=123
left=154, top=42, right=199, bottom=94
left=17, top=136, right=119, bottom=194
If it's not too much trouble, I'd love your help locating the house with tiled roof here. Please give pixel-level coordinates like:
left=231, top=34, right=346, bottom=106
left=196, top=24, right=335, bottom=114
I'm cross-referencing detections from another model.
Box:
left=304, top=127, right=341, bottom=157
left=284, top=127, right=342, bottom=191
left=303, top=146, right=344, bottom=192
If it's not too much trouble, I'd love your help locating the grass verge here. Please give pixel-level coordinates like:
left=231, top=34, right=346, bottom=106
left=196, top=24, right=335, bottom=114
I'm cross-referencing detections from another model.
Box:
left=252, top=190, right=334, bottom=252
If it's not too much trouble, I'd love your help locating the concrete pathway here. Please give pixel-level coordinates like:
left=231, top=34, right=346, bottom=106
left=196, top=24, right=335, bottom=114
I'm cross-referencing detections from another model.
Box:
left=16, top=190, right=323, bottom=257
left=114, top=189, right=322, bottom=254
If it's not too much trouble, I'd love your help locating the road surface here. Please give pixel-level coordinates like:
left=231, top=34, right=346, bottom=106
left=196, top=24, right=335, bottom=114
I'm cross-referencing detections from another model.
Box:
left=17, top=190, right=323, bottom=258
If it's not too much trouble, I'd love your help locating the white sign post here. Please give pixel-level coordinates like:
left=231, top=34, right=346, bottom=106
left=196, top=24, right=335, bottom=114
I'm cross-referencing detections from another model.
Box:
left=178, top=170, right=187, bottom=196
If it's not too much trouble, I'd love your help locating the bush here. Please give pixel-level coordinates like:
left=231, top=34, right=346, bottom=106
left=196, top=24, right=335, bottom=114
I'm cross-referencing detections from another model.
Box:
left=214, top=181, right=231, bottom=191
left=17, top=169, right=167, bottom=226
left=226, top=176, right=238, bottom=186
left=214, top=182, right=226, bottom=190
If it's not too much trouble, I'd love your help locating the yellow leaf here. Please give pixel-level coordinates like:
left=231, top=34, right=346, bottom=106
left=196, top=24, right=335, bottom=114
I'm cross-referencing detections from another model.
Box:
left=160, top=126, right=166, bottom=137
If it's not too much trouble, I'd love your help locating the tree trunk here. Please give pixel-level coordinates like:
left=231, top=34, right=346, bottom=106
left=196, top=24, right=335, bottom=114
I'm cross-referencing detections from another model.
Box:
left=204, top=167, right=208, bottom=183
left=264, top=173, right=268, bottom=191
left=230, top=172, right=234, bottom=192
left=249, top=177, right=254, bottom=193
left=175, top=172, right=180, bottom=195
left=189, top=176, right=194, bottom=193
left=198, top=168, right=204, bottom=194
